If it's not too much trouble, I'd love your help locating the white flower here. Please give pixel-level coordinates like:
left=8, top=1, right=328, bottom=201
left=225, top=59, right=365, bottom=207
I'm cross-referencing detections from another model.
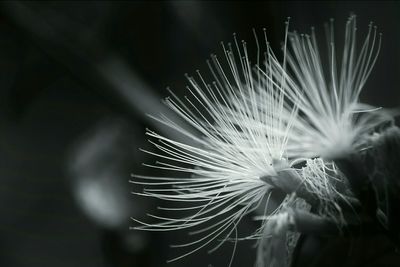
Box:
left=132, top=21, right=305, bottom=262
left=132, top=15, right=388, bottom=265
left=239, top=16, right=391, bottom=160
left=281, top=15, right=391, bottom=159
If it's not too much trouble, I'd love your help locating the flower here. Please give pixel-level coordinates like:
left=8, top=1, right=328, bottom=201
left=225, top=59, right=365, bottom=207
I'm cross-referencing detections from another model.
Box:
left=132, top=20, right=307, bottom=262
left=132, top=15, right=391, bottom=265
left=280, top=15, right=391, bottom=159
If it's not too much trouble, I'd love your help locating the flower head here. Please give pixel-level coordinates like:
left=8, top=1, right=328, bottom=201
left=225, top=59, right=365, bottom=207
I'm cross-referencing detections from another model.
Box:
left=132, top=21, right=306, bottom=262
left=282, top=15, right=390, bottom=159
left=132, top=15, right=391, bottom=265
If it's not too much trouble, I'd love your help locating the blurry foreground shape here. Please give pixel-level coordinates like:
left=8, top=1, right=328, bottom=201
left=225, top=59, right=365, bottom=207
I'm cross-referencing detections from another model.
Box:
left=67, top=117, right=156, bottom=266
left=68, top=118, right=137, bottom=228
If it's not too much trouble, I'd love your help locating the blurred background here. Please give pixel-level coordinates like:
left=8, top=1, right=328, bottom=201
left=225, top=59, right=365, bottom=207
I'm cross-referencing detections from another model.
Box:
left=0, top=1, right=398, bottom=267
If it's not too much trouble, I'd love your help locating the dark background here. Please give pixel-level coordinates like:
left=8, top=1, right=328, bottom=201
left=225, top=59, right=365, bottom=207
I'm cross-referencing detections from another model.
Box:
left=0, top=1, right=398, bottom=267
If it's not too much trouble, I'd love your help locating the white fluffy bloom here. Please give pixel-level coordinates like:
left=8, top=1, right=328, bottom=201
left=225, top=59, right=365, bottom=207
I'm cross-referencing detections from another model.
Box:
left=132, top=22, right=306, bottom=262
left=239, top=16, right=391, bottom=160
left=132, top=16, right=388, bottom=265
left=281, top=15, right=390, bottom=159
